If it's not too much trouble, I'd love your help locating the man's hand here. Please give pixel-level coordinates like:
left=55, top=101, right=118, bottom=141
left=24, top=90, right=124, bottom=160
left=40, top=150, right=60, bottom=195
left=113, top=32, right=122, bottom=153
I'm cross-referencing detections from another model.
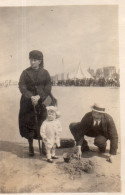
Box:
left=107, top=154, right=116, bottom=163
left=31, top=95, right=40, bottom=106
left=77, top=146, right=82, bottom=159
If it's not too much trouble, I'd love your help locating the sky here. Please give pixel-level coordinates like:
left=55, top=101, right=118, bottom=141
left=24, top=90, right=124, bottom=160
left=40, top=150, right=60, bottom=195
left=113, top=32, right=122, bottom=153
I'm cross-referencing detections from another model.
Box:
left=0, top=5, right=119, bottom=77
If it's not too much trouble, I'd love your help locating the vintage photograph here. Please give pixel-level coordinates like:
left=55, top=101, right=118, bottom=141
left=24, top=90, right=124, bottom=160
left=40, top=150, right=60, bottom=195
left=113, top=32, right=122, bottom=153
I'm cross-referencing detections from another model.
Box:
left=0, top=4, right=120, bottom=193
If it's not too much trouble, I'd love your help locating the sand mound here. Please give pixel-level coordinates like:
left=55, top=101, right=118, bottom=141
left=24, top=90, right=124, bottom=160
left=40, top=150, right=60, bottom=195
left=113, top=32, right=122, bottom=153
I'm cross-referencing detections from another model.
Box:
left=58, top=158, right=95, bottom=179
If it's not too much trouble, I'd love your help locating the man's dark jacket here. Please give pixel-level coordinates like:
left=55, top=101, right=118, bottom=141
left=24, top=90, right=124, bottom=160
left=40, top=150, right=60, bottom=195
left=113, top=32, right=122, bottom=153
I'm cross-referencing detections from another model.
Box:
left=70, top=112, right=118, bottom=155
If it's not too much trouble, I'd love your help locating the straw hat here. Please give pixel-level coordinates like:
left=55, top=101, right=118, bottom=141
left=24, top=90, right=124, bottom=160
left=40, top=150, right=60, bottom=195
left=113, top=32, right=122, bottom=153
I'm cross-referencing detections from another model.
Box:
left=91, top=103, right=105, bottom=113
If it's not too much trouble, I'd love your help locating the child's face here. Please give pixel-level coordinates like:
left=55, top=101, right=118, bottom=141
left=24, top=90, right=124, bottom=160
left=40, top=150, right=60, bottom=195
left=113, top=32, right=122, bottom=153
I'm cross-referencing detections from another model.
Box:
left=47, top=110, right=56, bottom=121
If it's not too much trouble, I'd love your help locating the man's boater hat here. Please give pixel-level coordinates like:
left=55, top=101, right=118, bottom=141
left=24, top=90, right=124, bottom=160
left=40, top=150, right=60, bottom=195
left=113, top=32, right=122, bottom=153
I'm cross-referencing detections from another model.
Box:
left=91, top=103, right=105, bottom=113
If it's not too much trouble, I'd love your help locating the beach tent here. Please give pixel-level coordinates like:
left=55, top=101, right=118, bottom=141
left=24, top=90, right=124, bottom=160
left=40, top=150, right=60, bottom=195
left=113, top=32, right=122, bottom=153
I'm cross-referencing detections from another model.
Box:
left=68, top=65, right=93, bottom=80
left=81, top=68, right=93, bottom=79
left=54, top=65, right=93, bottom=81
left=74, top=65, right=84, bottom=79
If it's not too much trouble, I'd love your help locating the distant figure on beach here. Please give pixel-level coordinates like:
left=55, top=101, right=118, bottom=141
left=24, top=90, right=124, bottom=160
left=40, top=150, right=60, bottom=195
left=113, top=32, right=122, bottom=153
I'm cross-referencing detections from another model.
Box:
left=40, top=106, right=62, bottom=163
left=18, top=50, right=52, bottom=156
left=69, top=103, right=118, bottom=163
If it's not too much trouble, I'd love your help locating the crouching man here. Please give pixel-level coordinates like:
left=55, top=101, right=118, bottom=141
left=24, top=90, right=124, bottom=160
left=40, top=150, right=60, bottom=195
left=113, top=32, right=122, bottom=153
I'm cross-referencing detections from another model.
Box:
left=69, top=103, right=118, bottom=163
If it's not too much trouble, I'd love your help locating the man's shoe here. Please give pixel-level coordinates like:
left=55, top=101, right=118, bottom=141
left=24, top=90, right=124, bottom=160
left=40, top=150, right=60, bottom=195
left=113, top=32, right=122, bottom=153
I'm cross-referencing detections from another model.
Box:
left=29, top=146, right=34, bottom=156
left=52, top=156, right=59, bottom=159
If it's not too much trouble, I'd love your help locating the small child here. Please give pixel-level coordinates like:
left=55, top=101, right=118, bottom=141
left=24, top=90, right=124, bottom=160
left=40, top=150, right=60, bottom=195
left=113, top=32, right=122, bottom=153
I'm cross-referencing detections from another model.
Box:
left=40, top=106, right=62, bottom=163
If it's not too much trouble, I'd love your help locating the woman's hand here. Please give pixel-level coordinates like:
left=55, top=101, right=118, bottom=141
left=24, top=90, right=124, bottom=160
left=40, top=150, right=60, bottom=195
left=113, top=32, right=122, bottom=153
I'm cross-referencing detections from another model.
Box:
left=31, top=95, right=40, bottom=106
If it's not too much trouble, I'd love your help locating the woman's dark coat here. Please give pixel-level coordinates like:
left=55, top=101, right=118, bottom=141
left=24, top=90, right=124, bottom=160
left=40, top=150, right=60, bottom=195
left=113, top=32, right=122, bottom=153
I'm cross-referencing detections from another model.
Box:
left=18, top=67, right=52, bottom=139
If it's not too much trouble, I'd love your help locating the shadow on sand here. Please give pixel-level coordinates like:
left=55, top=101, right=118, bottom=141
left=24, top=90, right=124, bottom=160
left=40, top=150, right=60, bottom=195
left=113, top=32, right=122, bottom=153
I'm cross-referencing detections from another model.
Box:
left=0, top=140, right=46, bottom=160
left=0, top=140, right=109, bottom=161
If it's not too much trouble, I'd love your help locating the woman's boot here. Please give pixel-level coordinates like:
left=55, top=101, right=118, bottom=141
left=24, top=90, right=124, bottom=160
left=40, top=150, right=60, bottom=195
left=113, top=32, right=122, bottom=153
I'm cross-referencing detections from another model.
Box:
left=28, top=138, right=34, bottom=156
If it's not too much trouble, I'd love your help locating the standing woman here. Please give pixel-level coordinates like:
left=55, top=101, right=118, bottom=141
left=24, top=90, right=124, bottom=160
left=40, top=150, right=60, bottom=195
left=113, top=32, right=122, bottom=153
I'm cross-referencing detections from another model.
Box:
left=19, top=50, right=52, bottom=156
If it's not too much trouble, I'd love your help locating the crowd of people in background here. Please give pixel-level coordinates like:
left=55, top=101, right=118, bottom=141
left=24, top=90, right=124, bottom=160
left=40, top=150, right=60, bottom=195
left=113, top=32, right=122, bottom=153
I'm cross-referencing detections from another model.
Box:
left=52, top=77, right=120, bottom=87
left=0, top=80, right=18, bottom=87
left=0, top=76, right=120, bottom=88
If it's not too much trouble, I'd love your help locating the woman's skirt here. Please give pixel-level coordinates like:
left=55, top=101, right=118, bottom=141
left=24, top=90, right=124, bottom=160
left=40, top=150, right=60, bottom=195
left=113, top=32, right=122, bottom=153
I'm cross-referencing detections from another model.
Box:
left=19, top=96, right=47, bottom=139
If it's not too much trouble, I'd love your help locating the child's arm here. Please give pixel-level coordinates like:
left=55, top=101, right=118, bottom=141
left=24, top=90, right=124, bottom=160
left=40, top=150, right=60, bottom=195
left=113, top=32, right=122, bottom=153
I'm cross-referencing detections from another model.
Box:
left=56, top=120, right=62, bottom=135
left=40, top=121, right=47, bottom=140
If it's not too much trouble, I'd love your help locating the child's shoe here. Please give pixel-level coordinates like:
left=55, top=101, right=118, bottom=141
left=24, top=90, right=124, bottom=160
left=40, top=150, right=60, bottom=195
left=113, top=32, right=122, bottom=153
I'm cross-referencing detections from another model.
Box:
left=52, top=156, right=58, bottom=159
left=47, top=158, right=53, bottom=163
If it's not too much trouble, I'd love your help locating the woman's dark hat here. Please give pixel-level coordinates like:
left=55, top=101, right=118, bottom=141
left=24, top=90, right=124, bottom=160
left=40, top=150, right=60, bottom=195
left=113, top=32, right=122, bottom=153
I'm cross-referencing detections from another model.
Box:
left=91, top=103, right=105, bottom=113
left=29, top=50, right=43, bottom=60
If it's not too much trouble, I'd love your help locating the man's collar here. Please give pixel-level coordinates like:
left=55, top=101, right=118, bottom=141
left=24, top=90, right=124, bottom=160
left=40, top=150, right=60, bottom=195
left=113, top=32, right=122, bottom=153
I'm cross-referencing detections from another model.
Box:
left=93, top=119, right=101, bottom=126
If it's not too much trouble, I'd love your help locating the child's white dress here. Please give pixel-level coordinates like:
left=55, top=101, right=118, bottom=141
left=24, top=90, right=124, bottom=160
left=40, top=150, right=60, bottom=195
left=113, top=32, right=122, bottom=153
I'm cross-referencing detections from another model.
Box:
left=40, top=119, right=62, bottom=149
